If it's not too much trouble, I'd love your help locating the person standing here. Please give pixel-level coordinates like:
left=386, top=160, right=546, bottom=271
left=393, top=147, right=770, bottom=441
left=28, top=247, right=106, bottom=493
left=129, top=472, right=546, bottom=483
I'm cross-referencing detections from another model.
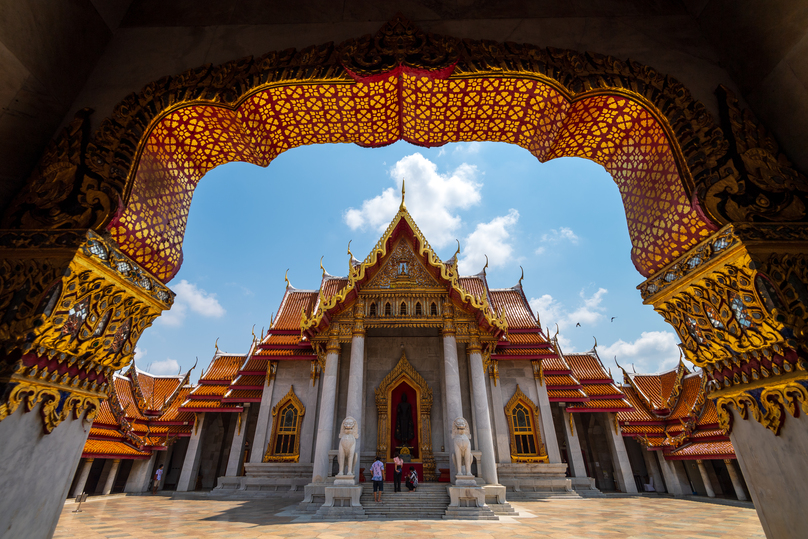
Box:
left=393, top=452, right=403, bottom=493
left=152, top=464, right=164, bottom=495
left=370, top=456, right=385, bottom=503
left=406, top=466, right=418, bottom=492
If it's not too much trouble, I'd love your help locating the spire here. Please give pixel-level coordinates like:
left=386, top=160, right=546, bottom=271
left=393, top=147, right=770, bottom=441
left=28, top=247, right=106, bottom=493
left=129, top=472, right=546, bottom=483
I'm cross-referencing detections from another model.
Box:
left=400, top=179, right=406, bottom=211
left=284, top=269, right=292, bottom=289
left=320, top=255, right=328, bottom=278
left=517, top=266, right=524, bottom=288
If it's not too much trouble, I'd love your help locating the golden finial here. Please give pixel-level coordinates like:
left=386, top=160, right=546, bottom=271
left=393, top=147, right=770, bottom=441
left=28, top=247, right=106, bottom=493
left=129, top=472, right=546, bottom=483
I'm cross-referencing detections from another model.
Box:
left=214, top=338, right=219, bottom=353
left=454, top=239, right=461, bottom=259
left=483, top=254, right=488, bottom=275
left=593, top=336, right=598, bottom=349
left=518, top=266, right=524, bottom=288
left=554, top=323, right=560, bottom=339
left=400, top=179, right=406, bottom=211
left=251, top=324, right=256, bottom=343
left=320, top=255, right=326, bottom=278
left=284, top=269, right=290, bottom=288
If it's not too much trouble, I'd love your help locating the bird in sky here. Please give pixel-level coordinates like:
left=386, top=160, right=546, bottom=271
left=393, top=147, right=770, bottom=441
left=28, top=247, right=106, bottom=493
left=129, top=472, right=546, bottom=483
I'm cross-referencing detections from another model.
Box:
left=575, top=323, right=581, bottom=327
left=611, top=317, right=617, bottom=322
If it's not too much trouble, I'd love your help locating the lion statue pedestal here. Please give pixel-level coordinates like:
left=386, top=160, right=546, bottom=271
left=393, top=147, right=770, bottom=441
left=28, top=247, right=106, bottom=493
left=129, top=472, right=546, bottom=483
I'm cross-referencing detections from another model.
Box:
left=334, top=416, right=359, bottom=486
left=450, top=417, right=477, bottom=486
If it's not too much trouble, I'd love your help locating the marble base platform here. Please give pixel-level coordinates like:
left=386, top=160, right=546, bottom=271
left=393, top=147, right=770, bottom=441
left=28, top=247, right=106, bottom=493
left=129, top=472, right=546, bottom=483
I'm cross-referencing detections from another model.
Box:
left=312, top=485, right=366, bottom=519
left=497, top=462, right=576, bottom=497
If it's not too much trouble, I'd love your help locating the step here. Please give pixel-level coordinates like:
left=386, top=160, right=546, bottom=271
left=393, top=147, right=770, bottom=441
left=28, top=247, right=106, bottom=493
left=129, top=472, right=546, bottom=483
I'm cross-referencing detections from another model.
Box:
left=443, top=506, right=498, bottom=520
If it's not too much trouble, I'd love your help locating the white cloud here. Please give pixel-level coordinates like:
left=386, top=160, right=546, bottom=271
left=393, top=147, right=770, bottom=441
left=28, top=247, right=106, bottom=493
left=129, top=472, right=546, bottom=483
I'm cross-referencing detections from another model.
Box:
left=601, top=331, right=681, bottom=373
left=458, top=209, right=520, bottom=274
left=528, top=288, right=608, bottom=351
left=159, top=279, right=225, bottom=327
left=134, top=346, right=147, bottom=360
left=344, top=153, right=482, bottom=248
left=453, top=142, right=482, bottom=155
left=150, top=358, right=180, bottom=375
left=541, top=227, right=579, bottom=245
left=535, top=246, right=546, bottom=255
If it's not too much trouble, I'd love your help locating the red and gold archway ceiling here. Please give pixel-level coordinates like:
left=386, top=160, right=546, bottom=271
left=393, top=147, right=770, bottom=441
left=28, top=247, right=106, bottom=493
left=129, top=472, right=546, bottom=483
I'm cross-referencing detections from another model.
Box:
left=108, top=72, right=716, bottom=282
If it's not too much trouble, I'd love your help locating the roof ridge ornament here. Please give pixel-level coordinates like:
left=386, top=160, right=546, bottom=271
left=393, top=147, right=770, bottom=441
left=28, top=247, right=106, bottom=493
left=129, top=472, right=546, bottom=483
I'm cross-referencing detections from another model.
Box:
left=400, top=179, right=406, bottom=211
left=284, top=269, right=293, bottom=290
left=517, top=266, right=524, bottom=289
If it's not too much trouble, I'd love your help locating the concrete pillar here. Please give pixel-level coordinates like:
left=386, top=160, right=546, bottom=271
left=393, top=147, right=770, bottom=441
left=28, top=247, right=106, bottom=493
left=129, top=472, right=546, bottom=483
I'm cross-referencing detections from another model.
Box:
left=601, top=413, right=638, bottom=493
left=561, top=408, right=587, bottom=478
left=250, top=366, right=277, bottom=463
left=95, top=459, right=115, bottom=493
left=724, top=459, right=747, bottom=501
left=705, top=459, right=724, bottom=495
left=71, top=458, right=94, bottom=497
left=696, top=460, right=716, bottom=498
left=656, top=453, right=691, bottom=496
left=468, top=346, right=498, bottom=485
left=533, top=375, right=562, bottom=464
left=177, top=413, right=206, bottom=491
left=487, top=378, right=510, bottom=462
left=442, top=333, right=463, bottom=423
left=101, top=459, right=121, bottom=495
left=125, top=452, right=157, bottom=493
left=345, top=332, right=364, bottom=482
left=225, top=407, right=250, bottom=476
left=311, top=343, right=340, bottom=483
left=155, top=446, right=173, bottom=490
left=641, top=448, right=666, bottom=493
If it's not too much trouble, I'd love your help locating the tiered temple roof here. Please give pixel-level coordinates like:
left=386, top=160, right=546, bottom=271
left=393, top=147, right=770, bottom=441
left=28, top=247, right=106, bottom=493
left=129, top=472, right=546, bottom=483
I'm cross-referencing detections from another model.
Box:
left=617, top=362, right=734, bottom=461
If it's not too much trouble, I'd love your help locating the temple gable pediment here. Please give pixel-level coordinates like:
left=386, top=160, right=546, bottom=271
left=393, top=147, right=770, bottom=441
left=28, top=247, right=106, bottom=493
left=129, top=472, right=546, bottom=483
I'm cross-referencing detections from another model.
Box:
left=365, top=238, right=443, bottom=291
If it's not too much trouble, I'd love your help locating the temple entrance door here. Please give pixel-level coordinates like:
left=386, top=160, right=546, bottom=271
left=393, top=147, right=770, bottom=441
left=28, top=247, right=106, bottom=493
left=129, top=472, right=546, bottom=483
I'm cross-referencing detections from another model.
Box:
left=375, top=350, right=436, bottom=481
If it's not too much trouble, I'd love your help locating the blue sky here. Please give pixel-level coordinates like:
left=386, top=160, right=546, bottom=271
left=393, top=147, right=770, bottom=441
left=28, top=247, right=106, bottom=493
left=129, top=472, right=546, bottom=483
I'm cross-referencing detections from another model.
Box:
left=134, top=141, right=682, bottom=381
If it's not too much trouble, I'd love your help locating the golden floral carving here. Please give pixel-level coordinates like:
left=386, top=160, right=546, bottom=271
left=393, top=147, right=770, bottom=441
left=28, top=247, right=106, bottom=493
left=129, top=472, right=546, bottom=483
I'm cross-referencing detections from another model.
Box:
left=715, top=379, right=808, bottom=435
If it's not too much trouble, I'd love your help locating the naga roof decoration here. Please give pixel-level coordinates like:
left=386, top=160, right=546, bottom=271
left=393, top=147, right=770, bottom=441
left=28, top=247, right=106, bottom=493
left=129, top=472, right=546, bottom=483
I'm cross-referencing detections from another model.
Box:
left=300, top=200, right=508, bottom=340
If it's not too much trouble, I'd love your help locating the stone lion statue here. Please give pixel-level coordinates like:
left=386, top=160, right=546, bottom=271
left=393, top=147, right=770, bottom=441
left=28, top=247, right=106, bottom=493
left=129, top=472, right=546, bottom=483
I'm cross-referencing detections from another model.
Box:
left=337, top=416, right=359, bottom=476
left=451, top=417, right=473, bottom=476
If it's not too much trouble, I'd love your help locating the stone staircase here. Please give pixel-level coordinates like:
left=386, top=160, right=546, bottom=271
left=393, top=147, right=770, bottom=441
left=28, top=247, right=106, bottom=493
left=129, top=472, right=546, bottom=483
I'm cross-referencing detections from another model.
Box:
left=360, top=482, right=450, bottom=520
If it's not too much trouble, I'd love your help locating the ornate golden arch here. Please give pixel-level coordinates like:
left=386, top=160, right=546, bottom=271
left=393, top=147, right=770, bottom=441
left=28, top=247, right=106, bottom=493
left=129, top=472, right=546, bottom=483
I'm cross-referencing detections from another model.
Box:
left=505, top=384, right=548, bottom=463
left=264, top=385, right=305, bottom=462
left=375, top=349, right=436, bottom=481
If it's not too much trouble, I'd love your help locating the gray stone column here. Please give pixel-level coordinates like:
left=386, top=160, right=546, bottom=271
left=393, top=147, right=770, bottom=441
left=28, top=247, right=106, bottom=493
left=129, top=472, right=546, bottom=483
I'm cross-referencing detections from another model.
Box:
left=468, top=338, right=498, bottom=486
left=95, top=459, right=115, bottom=494
left=250, top=363, right=277, bottom=463
left=696, top=460, right=716, bottom=498
left=155, top=445, right=174, bottom=491
left=724, top=459, right=747, bottom=501
left=533, top=364, right=561, bottom=464
left=561, top=407, right=587, bottom=478
left=100, top=459, right=121, bottom=495
left=225, top=407, right=250, bottom=476
left=656, top=452, right=691, bottom=496
left=311, top=340, right=340, bottom=483
left=71, top=458, right=94, bottom=497
left=601, top=413, right=638, bottom=493
left=177, top=413, right=206, bottom=491
left=641, top=448, right=666, bottom=493
left=442, top=333, right=463, bottom=423
left=125, top=452, right=157, bottom=493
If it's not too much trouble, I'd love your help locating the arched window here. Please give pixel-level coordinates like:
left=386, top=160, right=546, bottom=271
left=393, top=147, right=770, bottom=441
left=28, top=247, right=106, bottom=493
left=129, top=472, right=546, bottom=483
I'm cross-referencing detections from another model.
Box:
left=385, top=302, right=392, bottom=316
left=415, top=302, right=422, bottom=316
left=430, top=302, right=438, bottom=316
left=504, top=385, right=547, bottom=463
left=369, top=302, right=377, bottom=317
left=265, top=386, right=305, bottom=462
left=400, top=301, right=407, bottom=315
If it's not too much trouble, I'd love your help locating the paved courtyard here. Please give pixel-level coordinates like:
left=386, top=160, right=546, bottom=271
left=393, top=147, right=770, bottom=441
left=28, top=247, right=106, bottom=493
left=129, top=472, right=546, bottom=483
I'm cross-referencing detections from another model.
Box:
left=55, top=495, right=764, bottom=539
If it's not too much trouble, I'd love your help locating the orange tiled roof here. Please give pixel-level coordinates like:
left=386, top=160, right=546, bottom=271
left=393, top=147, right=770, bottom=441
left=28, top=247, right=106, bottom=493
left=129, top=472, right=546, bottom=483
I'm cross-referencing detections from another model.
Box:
left=241, top=355, right=269, bottom=372
left=668, top=441, right=735, bottom=458
left=565, top=353, right=611, bottom=381
left=617, top=386, right=658, bottom=423
left=113, top=376, right=147, bottom=420
left=542, top=356, right=571, bottom=372
left=180, top=399, right=231, bottom=410
left=201, top=353, right=245, bottom=382
left=260, top=334, right=305, bottom=346
left=545, top=375, right=580, bottom=387
left=254, top=348, right=314, bottom=357
left=133, top=371, right=184, bottom=411
left=274, top=290, right=318, bottom=331
left=94, top=400, right=118, bottom=426
left=231, top=375, right=265, bottom=387
left=621, top=425, right=665, bottom=435
left=190, top=384, right=228, bottom=397
left=699, top=399, right=720, bottom=425
left=320, top=277, right=349, bottom=303
left=631, top=370, right=678, bottom=411
left=582, top=383, right=624, bottom=397
left=490, top=289, right=539, bottom=329
left=83, top=439, right=149, bottom=458
left=459, top=276, right=487, bottom=300
left=547, top=388, right=588, bottom=399
left=568, top=398, right=632, bottom=410
left=89, top=427, right=124, bottom=439
left=668, top=374, right=702, bottom=420
left=495, top=347, right=553, bottom=356
left=505, top=332, right=550, bottom=345
left=224, top=389, right=263, bottom=401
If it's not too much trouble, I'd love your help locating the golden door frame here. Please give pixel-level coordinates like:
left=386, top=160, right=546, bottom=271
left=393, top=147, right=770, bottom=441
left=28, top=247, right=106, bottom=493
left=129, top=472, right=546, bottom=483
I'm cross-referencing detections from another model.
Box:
left=374, top=350, right=436, bottom=481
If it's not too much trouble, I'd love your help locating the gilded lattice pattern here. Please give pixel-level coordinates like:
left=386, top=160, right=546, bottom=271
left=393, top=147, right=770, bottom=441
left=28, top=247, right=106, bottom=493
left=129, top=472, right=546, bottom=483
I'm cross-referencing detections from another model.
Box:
left=365, top=238, right=441, bottom=289
left=108, top=71, right=716, bottom=281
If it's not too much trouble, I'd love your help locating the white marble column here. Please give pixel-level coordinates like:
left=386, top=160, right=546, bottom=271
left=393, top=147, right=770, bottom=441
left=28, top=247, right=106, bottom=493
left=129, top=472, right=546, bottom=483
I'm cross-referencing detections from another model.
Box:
left=225, top=407, right=250, bottom=476
left=311, top=340, right=340, bottom=483
left=155, top=445, right=174, bottom=491
left=124, top=452, right=157, bottom=493
left=71, top=458, right=94, bottom=497
left=344, top=306, right=365, bottom=482
left=602, top=413, right=638, bottom=493
left=697, top=460, right=716, bottom=498
left=487, top=377, right=510, bottom=462
left=468, top=340, right=499, bottom=486
left=642, top=448, right=666, bottom=493
left=95, top=459, right=115, bottom=494
left=177, top=413, right=206, bottom=492
left=442, top=333, right=463, bottom=424
left=100, top=459, right=121, bottom=495
left=561, top=408, right=587, bottom=478
left=250, top=363, right=277, bottom=463
left=724, top=459, right=748, bottom=501
left=656, top=452, right=691, bottom=496
left=533, top=363, right=562, bottom=464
